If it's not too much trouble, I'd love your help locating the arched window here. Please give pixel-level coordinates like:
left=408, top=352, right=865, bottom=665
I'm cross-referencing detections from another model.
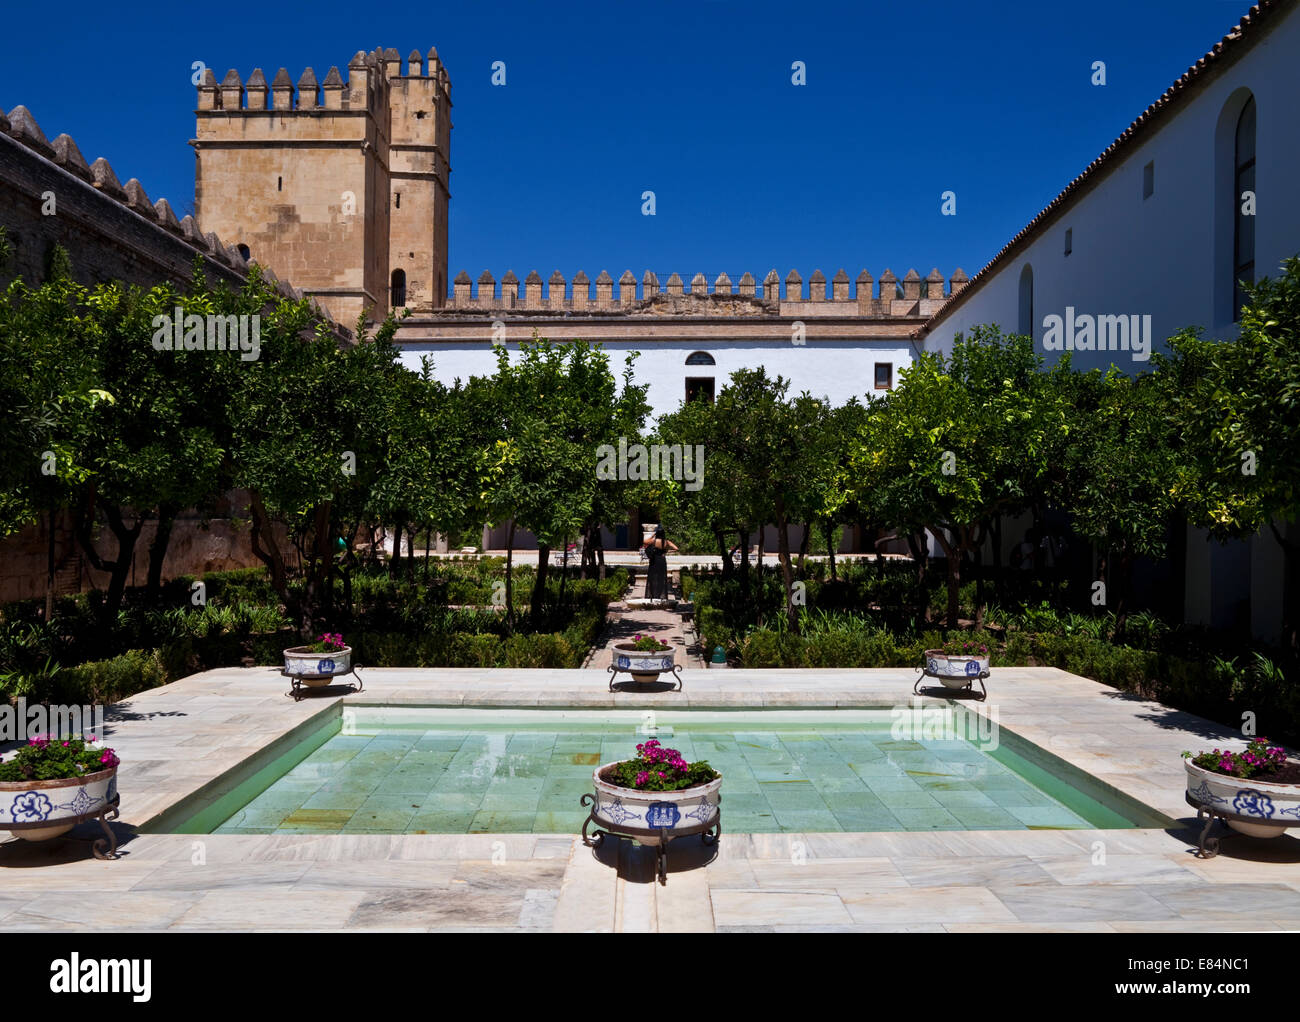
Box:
left=236, top=243, right=250, bottom=262
left=391, top=268, right=407, bottom=308
left=1233, top=96, right=1256, bottom=321
left=684, top=351, right=715, bottom=366
left=1017, top=264, right=1034, bottom=341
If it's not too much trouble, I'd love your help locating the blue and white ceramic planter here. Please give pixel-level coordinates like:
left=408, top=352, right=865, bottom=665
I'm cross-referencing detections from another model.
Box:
left=924, top=650, right=990, bottom=687
left=613, top=643, right=676, bottom=683
left=1185, top=760, right=1300, bottom=837
left=591, top=764, right=721, bottom=846
left=0, top=767, right=118, bottom=842
left=283, top=645, right=352, bottom=685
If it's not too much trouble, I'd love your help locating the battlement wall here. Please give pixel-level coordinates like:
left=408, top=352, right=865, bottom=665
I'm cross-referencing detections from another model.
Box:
left=0, top=105, right=340, bottom=333
left=445, top=267, right=969, bottom=319
left=195, top=47, right=450, bottom=119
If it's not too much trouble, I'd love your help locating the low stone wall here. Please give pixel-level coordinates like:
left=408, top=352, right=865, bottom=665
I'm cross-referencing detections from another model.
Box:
left=0, top=506, right=278, bottom=605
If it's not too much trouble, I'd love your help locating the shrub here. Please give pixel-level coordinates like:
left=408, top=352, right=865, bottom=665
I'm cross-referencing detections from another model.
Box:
left=53, top=649, right=167, bottom=704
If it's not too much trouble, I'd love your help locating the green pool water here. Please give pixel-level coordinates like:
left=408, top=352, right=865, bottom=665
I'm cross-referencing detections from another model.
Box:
left=165, top=708, right=1162, bottom=835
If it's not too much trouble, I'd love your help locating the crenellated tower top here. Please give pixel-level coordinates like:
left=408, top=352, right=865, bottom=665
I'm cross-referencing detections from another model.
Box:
left=192, top=46, right=452, bottom=324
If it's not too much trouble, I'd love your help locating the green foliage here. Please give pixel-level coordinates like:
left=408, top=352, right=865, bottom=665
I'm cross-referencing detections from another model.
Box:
left=1182, top=738, right=1287, bottom=780
left=606, top=739, right=718, bottom=792
left=0, top=735, right=119, bottom=783
left=51, top=649, right=167, bottom=705
left=1159, top=257, right=1300, bottom=541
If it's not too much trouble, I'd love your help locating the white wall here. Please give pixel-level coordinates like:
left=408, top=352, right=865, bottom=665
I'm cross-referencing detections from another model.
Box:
left=400, top=337, right=915, bottom=421
left=925, top=5, right=1300, bottom=368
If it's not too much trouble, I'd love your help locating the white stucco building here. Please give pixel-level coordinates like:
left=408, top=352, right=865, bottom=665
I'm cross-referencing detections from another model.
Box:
left=919, top=0, right=1299, bottom=640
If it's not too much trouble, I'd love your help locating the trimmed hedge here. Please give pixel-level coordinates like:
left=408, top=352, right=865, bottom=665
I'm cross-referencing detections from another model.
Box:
left=51, top=649, right=168, bottom=705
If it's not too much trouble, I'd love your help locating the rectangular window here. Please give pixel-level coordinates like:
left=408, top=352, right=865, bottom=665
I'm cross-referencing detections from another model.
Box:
left=1064, top=228, right=1072, bottom=256
left=874, top=363, right=892, bottom=390
left=395, top=192, right=401, bottom=209
left=1143, top=161, right=1154, bottom=199
left=685, top=377, right=715, bottom=404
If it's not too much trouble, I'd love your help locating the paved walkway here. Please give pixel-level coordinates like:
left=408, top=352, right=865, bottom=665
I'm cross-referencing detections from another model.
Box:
left=2, top=664, right=1298, bottom=931
left=584, top=568, right=706, bottom=671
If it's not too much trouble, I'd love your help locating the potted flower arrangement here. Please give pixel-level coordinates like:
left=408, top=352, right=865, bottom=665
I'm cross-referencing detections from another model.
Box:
left=613, top=633, right=676, bottom=684
left=0, top=734, right=120, bottom=842
left=589, top=739, right=721, bottom=846
left=1183, top=738, right=1300, bottom=837
left=923, top=639, right=991, bottom=688
left=283, top=631, right=351, bottom=686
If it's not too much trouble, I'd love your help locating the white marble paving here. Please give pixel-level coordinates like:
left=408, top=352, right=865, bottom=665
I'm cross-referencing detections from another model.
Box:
left=0, top=663, right=1295, bottom=931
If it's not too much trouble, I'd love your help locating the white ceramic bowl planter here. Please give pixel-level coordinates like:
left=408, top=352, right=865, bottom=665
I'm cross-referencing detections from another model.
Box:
left=609, top=642, right=682, bottom=691
left=283, top=645, right=353, bottom=683
left=582, top=763, right=722, bottom=884
left=1185, top=759, right=1300, bottom=849
left=916, top=649, right=990, bottom=700
left=0, top=767, right=120, bottom=852
left=281, top=642, right=364, bottom=701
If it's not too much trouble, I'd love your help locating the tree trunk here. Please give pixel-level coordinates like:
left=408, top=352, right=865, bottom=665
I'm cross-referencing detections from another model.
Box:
left=45, top=509, right=55, bottom=621
left=298, top=500, right=333, bottom=636
left=390, top=522, right=402, bottom=578
left=716, top=529, right=732, bottom=582
left=146, top=502, right=179, bottom=601
left=76, top=501, right=145, bottom=624
left=247, top=490, right=288, bottom=603
left=824, top=520, right=837, bottom=581
left=504, top=520, right=516, bottom=633
left=532, top=542, right=551, bottom=624
left=990, top=516, right=1003, bottom=611
left=739, top=528, right=751, bottom=601
left=906, top=530, right=929, bottom=623
left=581, top=524, right=595, bottom=580
left=797, top=521, right=810, bottom=577
left=560, top=535, right=570, bottom=605
left=1114, top=545, right=1133, bottom=635
left=1268, top=521, right=1299, bottom=655
left=775, top=510, right=798, bottom=634
left=928, top=525, right=963, bottom=630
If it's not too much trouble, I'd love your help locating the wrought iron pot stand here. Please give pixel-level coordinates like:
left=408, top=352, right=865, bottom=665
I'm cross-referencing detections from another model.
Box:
left=282, top=663, right=365, bottom=701
left=2, top=795, right=121, bottom=861
left=579, top=793, right=719, bottom=885
left=1184, top=791, right=1300, bottom=858
left=607, top=662, right=683, bottom=693
left=913, top=660, right=988, bottom=701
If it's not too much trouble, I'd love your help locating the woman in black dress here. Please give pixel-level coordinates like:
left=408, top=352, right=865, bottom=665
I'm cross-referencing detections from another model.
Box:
left=643, top=526, right=677, bottom=599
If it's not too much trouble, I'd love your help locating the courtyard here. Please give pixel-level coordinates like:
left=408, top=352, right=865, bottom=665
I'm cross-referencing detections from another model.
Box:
left=4, top=661, right=1300, bottom=933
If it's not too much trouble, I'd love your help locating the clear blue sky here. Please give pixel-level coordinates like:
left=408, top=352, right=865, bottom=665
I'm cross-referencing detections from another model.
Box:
left=0, top=0, right=1253, bottom=287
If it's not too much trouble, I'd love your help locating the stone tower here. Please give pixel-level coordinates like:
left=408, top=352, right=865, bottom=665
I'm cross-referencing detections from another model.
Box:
left=192, top=46, right=451, bottom=325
